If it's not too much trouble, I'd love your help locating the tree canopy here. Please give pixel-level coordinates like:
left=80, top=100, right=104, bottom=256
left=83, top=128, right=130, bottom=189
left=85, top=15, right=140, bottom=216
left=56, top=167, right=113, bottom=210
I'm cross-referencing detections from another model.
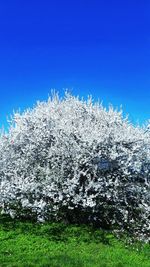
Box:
left=0, top=92, right=149, bottom=241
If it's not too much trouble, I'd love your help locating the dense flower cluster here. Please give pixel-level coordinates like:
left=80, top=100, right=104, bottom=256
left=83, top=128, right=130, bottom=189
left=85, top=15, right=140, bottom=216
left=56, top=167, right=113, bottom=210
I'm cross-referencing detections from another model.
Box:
left=0, top=92, right=150, bottom=241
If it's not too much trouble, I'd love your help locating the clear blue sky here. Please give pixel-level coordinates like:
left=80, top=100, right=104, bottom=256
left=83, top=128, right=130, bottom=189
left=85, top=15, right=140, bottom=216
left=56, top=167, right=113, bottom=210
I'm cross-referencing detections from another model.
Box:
left=0, top=0, right=149, bottom=130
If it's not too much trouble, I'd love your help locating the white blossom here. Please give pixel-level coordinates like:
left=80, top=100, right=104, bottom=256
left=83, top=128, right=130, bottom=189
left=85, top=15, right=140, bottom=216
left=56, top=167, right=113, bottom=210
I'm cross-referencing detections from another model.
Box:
left=0, top=91, right=149, bottom=241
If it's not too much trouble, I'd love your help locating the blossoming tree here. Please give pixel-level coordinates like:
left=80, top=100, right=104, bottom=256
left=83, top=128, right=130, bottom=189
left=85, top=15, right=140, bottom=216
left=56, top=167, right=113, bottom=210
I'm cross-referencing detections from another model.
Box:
left=0, top=92, right=149, bottom=241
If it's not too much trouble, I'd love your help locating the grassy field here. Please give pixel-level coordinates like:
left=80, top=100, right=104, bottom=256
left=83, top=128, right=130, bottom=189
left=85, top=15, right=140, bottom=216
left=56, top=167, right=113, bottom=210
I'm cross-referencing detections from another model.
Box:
left=0, top=214, right=149, bottom=267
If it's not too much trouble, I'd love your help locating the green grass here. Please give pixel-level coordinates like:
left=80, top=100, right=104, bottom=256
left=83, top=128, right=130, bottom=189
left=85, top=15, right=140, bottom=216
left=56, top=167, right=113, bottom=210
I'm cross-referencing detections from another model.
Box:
left=0, top=214, right=149, bottom=267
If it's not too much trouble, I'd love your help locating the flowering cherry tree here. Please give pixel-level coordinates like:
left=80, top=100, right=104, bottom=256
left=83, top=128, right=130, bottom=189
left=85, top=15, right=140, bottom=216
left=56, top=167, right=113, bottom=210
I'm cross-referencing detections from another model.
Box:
left=0, top=91, right=149, bottom=241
